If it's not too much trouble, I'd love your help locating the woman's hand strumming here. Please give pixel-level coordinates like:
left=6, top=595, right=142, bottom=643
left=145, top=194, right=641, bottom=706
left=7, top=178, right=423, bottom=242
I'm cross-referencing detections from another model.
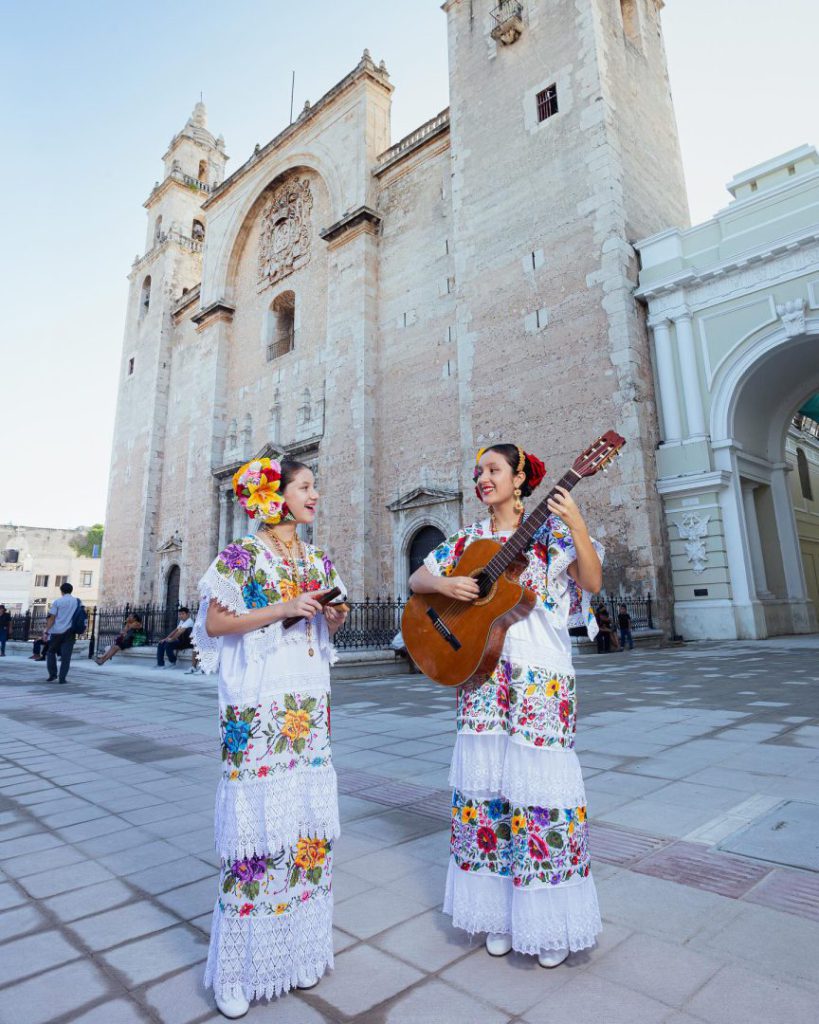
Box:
left=438, top=576, right=481, bottom=602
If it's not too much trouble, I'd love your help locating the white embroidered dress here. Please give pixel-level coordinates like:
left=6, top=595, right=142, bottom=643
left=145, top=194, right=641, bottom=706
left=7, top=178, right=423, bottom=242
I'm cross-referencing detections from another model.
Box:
left=193, top=534, right=345, bottom=1000
left=424, top=515, right=604, bottom=954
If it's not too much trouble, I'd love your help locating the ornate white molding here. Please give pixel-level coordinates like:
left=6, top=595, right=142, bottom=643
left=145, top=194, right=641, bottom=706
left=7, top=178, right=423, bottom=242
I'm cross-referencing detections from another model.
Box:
left=776, top=297, right=807, bottom=337
left=673, top=512, right=711, bottom=573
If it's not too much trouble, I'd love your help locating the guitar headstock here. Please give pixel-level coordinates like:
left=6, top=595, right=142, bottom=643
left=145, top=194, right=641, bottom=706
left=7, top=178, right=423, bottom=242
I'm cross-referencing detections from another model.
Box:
left=571, top=430, right=626, bottom=478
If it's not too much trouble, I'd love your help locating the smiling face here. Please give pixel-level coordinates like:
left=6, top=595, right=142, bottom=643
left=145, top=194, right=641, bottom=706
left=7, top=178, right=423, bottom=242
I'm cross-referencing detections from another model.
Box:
left=476, top=450, right=526, bottom=507
left=282, top=467, right=318, bottom=524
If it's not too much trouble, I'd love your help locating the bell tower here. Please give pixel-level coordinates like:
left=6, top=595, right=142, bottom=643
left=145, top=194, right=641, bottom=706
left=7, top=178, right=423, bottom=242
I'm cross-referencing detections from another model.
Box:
left=444, top=0, right=689, bottom=605
left=100, top=103, right=227, bottom=603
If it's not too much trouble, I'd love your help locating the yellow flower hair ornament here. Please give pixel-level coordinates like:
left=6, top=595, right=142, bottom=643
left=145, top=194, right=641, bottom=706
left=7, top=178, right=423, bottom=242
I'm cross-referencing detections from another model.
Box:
left=232, top=458, right=287, bottom=524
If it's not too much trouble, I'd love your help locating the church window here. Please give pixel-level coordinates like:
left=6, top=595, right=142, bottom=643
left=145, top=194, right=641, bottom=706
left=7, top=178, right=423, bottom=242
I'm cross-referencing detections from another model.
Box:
left=797, top=447, right=813, bottom=501
left=154, top=215, right=163, bottom=244
left=192, top=219, right=205, bottom=241
left=536, top=85, right=558, bottom=122
left=198, top=159, right=208, bottom=183
left=267, top=291, right=296, bottom=361
left=140, top=275, right=151, bottom=317
left=127, top=357, right=135, bottom=376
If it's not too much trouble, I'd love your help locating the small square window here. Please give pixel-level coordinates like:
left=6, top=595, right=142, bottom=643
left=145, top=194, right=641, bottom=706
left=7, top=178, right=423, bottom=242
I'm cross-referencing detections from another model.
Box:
left=81, top=571, right=93, bottom=587
left=536, top=85, right=558, bottom=123
left=35, top=575, right=49, bottom=587
left=55, top=575, right=68, bottom=587
left=128, top=357, right=135, bottom=375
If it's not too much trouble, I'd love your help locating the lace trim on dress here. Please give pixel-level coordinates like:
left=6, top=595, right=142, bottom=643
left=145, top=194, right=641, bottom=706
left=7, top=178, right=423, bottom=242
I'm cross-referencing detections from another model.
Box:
left=449, top=734, right=588, bottom=807
left=443, top=860, right=601, bottom=954
left=204, top=891, right=334, bottom=1000
left=215, top=766, right=340, bottom=861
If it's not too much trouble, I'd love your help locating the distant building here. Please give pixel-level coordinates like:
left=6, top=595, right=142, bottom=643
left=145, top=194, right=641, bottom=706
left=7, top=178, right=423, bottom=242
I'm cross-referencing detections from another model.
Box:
left=0, top=525, right=102, bottom=614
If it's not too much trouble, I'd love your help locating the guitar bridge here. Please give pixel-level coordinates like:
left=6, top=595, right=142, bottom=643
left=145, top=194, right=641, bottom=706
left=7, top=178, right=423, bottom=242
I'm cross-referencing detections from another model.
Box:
left=426, top=608, right=461, bottom=651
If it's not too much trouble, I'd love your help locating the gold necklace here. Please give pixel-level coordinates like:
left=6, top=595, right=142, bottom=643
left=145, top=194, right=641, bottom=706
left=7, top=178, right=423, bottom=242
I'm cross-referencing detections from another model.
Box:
left=490, top=509, right=523, bottom=537
left=270, top=531, right=315, bottom=657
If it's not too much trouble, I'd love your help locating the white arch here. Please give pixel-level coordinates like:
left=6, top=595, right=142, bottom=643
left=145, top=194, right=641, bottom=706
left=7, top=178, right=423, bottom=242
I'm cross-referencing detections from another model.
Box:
left=393, top=512, right=457, bottom=598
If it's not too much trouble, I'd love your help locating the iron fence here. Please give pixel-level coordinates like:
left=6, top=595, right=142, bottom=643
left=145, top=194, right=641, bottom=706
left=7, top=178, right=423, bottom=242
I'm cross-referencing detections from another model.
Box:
left=332, top=596, right=405, bottom=651
left=6, top=592, right=658, bottom=661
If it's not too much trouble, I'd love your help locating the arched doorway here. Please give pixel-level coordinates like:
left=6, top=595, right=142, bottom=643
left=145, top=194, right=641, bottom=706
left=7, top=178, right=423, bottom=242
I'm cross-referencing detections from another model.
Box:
left=713, top=329, right=819, bottom=637
left=165, top=565, right=181, bottom=610
left=408, top=526, right=446, bottom=580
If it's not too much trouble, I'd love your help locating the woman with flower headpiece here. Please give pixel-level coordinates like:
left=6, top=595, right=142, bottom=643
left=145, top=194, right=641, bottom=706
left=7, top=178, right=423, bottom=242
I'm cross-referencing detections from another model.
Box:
left=409, top=444, right=604, bottom=968
left=194, top=457, right=348, bottom=1018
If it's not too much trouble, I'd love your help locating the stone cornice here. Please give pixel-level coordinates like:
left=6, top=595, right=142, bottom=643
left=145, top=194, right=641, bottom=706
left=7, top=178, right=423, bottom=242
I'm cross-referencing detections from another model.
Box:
left=192, top=300, right=235, bottom=328
left=319, top=206, right=381, bottom=245
left=374, top=109, right=450, bottom=177
left=202, top=53, right=392, bottom=211
left=656, top=470, right=732, bottom=496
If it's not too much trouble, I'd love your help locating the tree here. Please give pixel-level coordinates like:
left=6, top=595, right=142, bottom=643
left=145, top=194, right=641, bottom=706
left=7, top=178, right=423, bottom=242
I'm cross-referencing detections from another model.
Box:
left=70, top=524, right=104, bottom=558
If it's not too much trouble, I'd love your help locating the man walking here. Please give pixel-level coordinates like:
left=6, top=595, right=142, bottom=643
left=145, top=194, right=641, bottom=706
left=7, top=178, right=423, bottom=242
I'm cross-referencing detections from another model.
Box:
left=155, top=606, right=194, bottom=668
left=0, top=604, right=10, bottom=657
left=44, top=582, right=81, bottom=684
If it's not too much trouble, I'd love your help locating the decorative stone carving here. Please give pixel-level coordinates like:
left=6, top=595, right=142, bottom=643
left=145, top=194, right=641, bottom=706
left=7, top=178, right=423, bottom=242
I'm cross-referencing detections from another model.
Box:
left=258, top=177, right=313, bottom=287
left=776, top=297, right=807, bottom=338
left=674, top=512, right=710, bottom=573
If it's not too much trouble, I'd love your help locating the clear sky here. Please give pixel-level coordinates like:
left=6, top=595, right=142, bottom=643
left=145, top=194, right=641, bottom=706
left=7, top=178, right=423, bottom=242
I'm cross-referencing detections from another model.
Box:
left=1, top=0, right=814, bottom=530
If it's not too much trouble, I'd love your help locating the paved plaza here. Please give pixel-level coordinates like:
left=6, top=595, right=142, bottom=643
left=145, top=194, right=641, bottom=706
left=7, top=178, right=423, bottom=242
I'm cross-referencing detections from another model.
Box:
left=0, top=638, right=818, bottom=1024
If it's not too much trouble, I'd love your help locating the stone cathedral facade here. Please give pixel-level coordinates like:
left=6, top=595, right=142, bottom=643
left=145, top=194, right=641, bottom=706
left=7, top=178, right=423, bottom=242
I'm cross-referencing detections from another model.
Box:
left=101, top=0, right=690, bottom=612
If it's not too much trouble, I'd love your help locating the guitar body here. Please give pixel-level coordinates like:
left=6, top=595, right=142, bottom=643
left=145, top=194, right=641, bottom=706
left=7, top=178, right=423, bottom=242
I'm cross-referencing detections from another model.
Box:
left=401, top=538, right=537, bottom=688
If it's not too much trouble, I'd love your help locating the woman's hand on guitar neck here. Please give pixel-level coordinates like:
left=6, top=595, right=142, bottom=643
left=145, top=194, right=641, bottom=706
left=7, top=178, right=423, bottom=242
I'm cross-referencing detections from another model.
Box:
left=437, top=575, right=481, bottom=602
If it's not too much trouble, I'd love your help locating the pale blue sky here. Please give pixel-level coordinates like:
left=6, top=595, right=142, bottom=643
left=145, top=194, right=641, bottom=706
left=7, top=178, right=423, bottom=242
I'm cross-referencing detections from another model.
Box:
left=1, top=0, right=814, bottom=529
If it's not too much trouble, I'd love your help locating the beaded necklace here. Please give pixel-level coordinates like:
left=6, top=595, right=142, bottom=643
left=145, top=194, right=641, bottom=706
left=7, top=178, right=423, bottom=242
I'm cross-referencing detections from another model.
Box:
left=267, top=530, right=315, bottom=657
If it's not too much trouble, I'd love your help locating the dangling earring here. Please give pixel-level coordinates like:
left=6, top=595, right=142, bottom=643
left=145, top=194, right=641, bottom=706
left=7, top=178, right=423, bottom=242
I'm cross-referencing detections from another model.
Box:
left=513, top=488, right=524, bottom=515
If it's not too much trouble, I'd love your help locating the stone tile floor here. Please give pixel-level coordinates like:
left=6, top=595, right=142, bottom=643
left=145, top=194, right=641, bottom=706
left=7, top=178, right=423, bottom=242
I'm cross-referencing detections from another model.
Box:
left=1, top=636, right=818, bottom=1023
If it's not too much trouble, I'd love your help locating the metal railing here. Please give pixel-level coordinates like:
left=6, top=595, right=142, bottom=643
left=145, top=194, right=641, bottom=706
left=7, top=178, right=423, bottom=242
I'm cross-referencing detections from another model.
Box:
left=333, top=596, right=405, bottom=651
left=491, top=0, right=523, bottom=29
left=597, top=594, right=655, bottom=632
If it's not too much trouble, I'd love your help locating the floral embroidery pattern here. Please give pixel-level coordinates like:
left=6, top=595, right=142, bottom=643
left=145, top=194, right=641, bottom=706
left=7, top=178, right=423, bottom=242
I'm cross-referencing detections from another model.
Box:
left=218, top=838, right=333, bottom=918
left=221, top=705, right=260, bottom=768
left=262, top=693, right=328, bottom=757
left=457, top=660, right=576, bottom=747
left=214, top=537, right=343, bottom=611
left=451, top=791, right=590, bottom=887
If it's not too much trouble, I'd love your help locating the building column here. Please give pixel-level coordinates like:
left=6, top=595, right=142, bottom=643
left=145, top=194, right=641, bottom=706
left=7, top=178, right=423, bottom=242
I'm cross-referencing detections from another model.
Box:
left=673, top=313, right=707, bottom=438
left=218, top=488, right=230, bottom=550
left=741, top=482, right=771, bottom=597
left=769, top=465, right=809, bottom=599
left=651, top=318, right=682, bottom=443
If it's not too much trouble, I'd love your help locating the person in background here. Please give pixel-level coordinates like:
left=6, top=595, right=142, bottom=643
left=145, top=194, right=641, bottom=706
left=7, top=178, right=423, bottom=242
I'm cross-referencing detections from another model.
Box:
left=155, top=606, right=195, bottom=668
left=30, top=629, right=50, bottom=660
left=595, top=604, right=613, bottom=654
left=44, top=583, right=80, bottom=684
left=94, top=613, right=144, bottom=665
left=618, top=604, right=634, bottom=651
left=0, top=605, right=10, bottom=656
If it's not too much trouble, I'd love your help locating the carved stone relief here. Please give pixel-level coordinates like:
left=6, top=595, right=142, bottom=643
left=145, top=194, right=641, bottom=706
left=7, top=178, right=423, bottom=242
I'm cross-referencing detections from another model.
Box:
left=674, top=512, right=710, bottom=573
left=258, top=177, right=313, bottom=287
left=776, top=298, right=807, bottom=338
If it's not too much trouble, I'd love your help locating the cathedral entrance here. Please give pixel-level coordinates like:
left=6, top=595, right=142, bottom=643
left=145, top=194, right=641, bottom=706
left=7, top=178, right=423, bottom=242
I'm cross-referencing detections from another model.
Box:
left=164, top=565, right=181, bottom=633
left=711, top=328, right=819, bottom=638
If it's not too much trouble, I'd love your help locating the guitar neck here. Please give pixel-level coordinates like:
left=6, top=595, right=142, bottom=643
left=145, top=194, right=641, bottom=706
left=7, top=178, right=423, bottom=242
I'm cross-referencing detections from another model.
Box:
left=485, top=468, right=582, bottom=581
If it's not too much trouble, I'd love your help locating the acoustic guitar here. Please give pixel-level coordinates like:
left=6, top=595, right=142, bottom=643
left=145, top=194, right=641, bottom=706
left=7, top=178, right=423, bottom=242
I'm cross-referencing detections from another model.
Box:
left=401, top=431, right=626, bottom=687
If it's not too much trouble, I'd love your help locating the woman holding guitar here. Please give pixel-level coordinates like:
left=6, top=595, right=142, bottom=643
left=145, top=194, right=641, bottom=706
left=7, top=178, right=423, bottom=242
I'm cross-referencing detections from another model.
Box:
left=409, top=444, right=604, bottom=967
left=193, top=457, right=348, bottom=1018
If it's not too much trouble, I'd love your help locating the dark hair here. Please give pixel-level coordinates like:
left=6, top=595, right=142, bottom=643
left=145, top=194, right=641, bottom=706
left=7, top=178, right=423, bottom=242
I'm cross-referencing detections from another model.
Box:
left=179, top=606, right=190, bottom=614
left=280, top=458, right=311, bottom=490
left=60, top=582, right=73, bottom=594
left=483, top=444, right=536, bottom=497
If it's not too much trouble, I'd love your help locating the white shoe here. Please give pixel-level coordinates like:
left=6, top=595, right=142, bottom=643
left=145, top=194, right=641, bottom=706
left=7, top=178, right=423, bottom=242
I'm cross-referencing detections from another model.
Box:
left=538, top=947, right=569, bottom=968
left=296, top=969, right=320, bottom=990
left=215, top=991, right=249, bottom=1019
left=485, top=932, right=513, bottom=957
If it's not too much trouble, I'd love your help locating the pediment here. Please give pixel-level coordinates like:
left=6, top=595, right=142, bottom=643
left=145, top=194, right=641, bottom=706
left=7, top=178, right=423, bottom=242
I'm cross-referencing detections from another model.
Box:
left=157, top=530, right=183, bottom=553
left=387, top=486, right=460, bottom=512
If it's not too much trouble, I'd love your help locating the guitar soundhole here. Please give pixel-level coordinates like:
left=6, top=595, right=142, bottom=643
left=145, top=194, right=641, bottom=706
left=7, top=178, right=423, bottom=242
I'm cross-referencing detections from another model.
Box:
left=476, top=572, right=494, bottom=600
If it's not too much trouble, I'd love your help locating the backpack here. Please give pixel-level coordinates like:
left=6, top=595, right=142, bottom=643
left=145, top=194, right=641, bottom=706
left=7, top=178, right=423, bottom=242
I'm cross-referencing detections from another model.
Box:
left=70, top=598, right=88, bottom=635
